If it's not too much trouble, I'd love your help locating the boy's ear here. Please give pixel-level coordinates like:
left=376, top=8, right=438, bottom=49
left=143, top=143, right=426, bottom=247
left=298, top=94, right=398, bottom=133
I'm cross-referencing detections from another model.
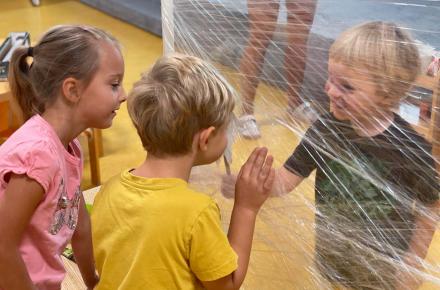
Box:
left=61, top=77, right=81, bottom=103
left=198, top=126, right=216, bottom=151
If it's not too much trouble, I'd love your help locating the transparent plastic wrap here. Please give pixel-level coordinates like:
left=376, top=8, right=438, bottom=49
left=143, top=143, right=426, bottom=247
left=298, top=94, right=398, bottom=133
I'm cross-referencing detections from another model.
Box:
left=162, top=0, right=440, bottom=289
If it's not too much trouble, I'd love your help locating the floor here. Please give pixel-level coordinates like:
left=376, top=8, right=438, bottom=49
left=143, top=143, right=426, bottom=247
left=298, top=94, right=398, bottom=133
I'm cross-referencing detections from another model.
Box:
left=1, top=1, right=439, bottom=289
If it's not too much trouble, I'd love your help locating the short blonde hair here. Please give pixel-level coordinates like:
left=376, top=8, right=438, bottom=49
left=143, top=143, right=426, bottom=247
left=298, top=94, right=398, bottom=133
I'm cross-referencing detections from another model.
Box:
left=329, top=21, right=420, bottom=107
left=128, top=53, right=236, bottom=156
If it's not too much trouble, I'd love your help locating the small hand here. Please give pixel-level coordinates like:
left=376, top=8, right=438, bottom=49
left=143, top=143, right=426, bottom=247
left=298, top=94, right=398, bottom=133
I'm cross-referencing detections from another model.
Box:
left=394, top=271, right=423, bottom=290
left=234, top=147, right=275, bottom=213
left=394, top=255, right=423, bottom=290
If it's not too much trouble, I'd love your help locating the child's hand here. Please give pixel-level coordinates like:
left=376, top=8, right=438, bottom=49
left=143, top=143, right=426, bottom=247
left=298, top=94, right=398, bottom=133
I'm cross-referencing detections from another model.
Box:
left=394, top=254, right=423, bottom=290
left=221, top=174, right=237, bottom=199
left=394, top=270, right=423, bottom=290
left=234, top=147, right=275, bottom=213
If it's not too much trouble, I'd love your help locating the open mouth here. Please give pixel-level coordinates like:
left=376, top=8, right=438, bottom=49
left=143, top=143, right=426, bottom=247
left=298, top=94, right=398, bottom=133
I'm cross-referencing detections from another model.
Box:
left=333, top=99, right=346, bottom=110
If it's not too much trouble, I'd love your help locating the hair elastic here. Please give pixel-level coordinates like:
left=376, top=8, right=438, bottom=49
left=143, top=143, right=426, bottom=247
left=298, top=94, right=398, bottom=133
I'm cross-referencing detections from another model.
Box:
left=27, top=46, right=33, bottom=57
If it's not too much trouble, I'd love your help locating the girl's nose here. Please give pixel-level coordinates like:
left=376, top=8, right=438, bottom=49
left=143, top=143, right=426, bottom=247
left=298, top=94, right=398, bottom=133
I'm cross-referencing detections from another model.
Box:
left=119, top=87, right=127, bottom=102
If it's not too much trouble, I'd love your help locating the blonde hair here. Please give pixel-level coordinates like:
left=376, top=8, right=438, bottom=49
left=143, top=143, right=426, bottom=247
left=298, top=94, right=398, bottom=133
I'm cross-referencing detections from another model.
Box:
left=329, top=21, right=420, bottom=107
left=8, top=25, right=121, bottom=121
left=128, top=53, right=236, bottom=156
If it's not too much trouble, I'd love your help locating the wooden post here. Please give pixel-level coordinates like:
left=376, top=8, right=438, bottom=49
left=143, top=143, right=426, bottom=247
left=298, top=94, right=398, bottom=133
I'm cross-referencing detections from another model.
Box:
left=431, top=75, right=440, bottom=174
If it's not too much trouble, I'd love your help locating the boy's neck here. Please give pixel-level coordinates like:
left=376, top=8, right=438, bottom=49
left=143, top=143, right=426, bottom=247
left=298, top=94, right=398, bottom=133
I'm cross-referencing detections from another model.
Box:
left=351, top=111, right=394, bottom=137
left=132, top=153, right=195, bottom=182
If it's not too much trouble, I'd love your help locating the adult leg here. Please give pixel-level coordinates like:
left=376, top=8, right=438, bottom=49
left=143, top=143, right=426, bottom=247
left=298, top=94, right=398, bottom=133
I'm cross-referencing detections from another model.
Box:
left=284, top=0, right=317, bottom=109
left=240, top=0, right=280, bottom=116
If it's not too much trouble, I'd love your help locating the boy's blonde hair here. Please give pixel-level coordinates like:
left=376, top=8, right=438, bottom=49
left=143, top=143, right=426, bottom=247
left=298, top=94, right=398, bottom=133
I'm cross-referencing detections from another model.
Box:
left=329, top=21, right=420, bottom=107
left=128, top=53, right=236, bottom=156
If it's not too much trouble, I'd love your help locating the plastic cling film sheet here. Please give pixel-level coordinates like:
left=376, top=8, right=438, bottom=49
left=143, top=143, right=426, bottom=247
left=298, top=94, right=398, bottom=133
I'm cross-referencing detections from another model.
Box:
left=162, top=1, right=440, bottom=289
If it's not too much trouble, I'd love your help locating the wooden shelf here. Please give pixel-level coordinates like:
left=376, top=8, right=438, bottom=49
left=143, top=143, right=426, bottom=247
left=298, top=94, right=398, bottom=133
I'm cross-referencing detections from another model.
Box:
left=410, top=74, right=439, bottom=144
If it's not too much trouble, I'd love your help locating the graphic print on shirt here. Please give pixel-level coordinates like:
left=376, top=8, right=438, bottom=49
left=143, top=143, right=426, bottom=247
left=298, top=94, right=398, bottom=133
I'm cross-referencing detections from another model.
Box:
left=49, top=178, right=81, bottom=235
left=317, top=157, right=395, bottom=220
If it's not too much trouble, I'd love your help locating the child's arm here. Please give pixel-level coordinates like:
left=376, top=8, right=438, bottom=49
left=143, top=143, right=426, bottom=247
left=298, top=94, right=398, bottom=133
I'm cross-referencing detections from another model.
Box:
left=0, top=174, right=44, bottom=290
left=202, top=147, right=275, bottom=290
left=221, top=166, right=303, bottom=198
left=71, top=194, right=99, bottom=290
left=272, top=167, right=304, bottom=196
left=394, top=200, right=440, bottom=290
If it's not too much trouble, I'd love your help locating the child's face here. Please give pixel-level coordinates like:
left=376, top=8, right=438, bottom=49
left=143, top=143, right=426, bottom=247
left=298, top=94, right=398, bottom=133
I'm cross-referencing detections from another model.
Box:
left=325, top=60, right=386, bottom=122
left=77, top=42, right=126, bottom=129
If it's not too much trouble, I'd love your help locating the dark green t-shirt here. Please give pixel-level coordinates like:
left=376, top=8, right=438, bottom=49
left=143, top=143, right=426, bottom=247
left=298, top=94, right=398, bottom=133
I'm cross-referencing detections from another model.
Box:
left=284, top=113, right=439, bottom=287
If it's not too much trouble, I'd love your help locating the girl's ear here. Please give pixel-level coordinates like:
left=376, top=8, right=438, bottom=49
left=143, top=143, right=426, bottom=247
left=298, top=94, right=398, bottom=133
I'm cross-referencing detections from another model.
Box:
left=198, top=126, right=216, bottom=151
left=61, top=77, right=81, bottom=103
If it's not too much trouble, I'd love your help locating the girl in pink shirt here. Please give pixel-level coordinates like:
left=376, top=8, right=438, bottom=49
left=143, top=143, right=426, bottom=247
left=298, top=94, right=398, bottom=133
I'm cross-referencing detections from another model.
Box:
left=0, top=25, right=126, bottom=290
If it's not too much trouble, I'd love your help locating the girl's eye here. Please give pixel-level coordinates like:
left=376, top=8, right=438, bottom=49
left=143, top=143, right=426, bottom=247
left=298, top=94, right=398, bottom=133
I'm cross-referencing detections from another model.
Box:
left=111, top=83, right=120, bottom=90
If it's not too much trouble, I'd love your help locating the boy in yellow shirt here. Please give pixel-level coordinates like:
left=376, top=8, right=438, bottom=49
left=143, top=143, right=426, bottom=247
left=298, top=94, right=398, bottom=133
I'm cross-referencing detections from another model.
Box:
left=91, top=54, right=275, bottom=290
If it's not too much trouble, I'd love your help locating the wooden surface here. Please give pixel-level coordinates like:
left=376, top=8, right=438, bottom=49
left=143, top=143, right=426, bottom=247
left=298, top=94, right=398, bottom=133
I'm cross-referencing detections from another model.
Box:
left=0, top=82, right=9, bottom=100
left=411, top=74, right=438, bottom=142
left=61, top=256, right=86, bottom=290
left=429, top=74, right=440, bottom=173
left=0, top=82, right=13, bottom=135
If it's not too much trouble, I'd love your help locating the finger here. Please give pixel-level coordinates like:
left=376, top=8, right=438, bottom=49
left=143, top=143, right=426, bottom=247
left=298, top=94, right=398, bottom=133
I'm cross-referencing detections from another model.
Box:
left=241, top=147, right=260, bottom=178
left=259, top=154, right=273, bottom=181
left=263, top=168, right=275, bottom=192
left=249, top=147, right=268, bottom=178
left=237, top=161, right=244, bottom=180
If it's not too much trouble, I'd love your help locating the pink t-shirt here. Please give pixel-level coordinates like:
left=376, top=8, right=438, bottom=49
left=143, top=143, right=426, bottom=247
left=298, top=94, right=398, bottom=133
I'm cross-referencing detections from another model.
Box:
left=0, top=115, right=83, bottom=290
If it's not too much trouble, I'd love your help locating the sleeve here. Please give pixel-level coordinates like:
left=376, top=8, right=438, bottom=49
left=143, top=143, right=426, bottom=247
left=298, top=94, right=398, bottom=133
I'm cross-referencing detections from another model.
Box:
left=189, top=200, right=238, bottom=282
left=284, top=126, right=320, bottom=178
left=411, top=150, right=439, bottom=205
left=0, top=141, right=59, bottom=193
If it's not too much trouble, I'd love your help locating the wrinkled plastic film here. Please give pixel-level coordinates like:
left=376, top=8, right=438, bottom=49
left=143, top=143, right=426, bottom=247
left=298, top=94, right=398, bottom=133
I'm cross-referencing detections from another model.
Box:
left=163, top=1, right=440, bottom=289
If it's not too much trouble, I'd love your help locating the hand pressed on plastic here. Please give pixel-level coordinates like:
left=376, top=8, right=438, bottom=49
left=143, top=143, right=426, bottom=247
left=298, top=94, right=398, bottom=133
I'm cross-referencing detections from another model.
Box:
left=394, top=254, right=423, bottom=290
left=234, top=147, right=275, bottom=213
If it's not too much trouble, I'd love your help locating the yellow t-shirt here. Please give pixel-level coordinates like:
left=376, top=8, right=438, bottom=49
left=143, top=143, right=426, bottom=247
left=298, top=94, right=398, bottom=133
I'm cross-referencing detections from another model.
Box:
left=91, top=169, right=238, bottom=290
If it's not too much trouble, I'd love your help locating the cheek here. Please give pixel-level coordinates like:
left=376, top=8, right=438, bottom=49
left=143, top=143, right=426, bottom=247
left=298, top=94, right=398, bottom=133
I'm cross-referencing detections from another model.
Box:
left=343, top=96, right=359, bottom=111
left=219, top=137, right=228, bottom=152
left=345, top=96, right=374, bottom=117
left=325, top=82, right=343, bottom=101
left=324, top=81, right=330, bottom=93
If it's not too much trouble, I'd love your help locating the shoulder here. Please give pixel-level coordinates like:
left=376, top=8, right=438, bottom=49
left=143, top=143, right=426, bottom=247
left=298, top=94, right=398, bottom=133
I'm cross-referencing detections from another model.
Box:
left=169, top=186, right=221, bottom=226
left=0, top=137, right=60, bottom=193
left=387, top=114, right=432, bottom=153
left=180, top=187, right=218, bottom=212
left=1, top=117, right=59, bottom=155
left=93, top=172, right=125, bottom=201
left=0, top=130, right=58, bottom=164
